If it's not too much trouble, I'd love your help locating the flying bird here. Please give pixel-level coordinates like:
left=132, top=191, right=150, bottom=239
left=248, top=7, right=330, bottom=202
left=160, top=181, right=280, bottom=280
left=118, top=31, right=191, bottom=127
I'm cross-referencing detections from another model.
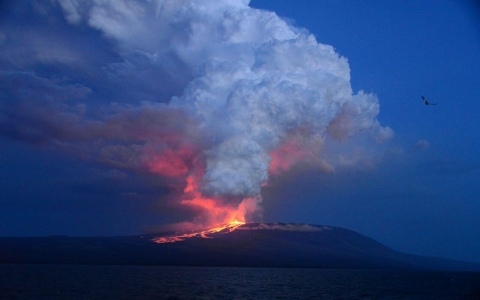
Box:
left=421, top=96, right=437, bottom=105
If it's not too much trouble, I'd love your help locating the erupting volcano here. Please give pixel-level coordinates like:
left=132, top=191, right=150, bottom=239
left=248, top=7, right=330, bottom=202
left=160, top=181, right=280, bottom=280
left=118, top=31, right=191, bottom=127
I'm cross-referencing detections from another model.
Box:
left=0, top=0, right=393, bottom=234
left=150, top=149, right=263, bottom=232
left=152, top=220, right=245, bottom=243
left=117, top=0, right=394, bottom=232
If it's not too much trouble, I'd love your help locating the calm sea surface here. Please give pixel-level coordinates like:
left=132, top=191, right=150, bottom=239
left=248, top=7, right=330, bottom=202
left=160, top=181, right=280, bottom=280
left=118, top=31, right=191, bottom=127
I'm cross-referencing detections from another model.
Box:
left=1, top=264, right=479, bottom=299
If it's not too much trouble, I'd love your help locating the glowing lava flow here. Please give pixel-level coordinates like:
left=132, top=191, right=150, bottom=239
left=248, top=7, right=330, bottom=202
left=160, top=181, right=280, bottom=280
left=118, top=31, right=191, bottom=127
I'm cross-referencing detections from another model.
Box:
left=152, top=220, right=245, bottom=243
left=146, top=141, right=262, bottom=244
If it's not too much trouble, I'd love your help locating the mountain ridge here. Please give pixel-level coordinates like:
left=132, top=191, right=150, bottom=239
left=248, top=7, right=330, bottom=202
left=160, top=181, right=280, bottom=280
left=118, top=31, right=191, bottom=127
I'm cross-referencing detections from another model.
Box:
left=1, top=223, right=479, bottom=271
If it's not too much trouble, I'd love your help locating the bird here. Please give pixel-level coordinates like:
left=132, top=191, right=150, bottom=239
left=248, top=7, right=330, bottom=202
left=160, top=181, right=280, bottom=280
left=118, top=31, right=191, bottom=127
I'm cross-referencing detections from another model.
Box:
left=421, top=96, right=437, bottom=105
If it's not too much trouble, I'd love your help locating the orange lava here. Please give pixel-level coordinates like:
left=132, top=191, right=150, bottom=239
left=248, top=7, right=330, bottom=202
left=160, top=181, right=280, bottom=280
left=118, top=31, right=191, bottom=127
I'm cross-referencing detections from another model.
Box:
left=152, top=220, right=245, bottom=243
left=151, top=166, right=254, bottom=244
left=143, top=141, right=263, bottom=244
left=180, top=172, right=249, bottom=225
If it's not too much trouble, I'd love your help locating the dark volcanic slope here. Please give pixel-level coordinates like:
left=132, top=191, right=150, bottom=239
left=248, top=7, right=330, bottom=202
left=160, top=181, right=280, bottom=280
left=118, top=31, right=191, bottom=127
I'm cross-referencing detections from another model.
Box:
left=1, top=223, right=478, bottom=271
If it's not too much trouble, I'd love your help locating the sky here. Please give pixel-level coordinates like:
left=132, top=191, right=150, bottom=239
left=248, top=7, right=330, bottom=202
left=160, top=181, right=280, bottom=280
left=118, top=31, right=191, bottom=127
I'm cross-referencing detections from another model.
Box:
left=0, top=0, right=479, bottom=264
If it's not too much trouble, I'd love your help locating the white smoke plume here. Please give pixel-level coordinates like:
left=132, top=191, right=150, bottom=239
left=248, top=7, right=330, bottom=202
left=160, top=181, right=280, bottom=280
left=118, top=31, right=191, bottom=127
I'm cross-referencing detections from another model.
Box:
left=1, top=0, right=393, bottom=227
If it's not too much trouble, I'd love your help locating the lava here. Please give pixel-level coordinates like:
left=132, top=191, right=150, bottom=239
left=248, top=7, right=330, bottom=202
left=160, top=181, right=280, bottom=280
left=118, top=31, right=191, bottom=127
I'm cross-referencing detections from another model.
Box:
left=151, top=167, right=254, bottom=244
left=152, top=220, right=245, bottom=243
left=143, top=141, right=260, bottom=242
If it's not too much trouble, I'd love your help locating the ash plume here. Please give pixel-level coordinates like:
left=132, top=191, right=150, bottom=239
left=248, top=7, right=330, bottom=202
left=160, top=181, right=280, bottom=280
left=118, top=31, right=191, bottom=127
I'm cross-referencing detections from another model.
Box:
left=0, top=0, right=393, bottom=228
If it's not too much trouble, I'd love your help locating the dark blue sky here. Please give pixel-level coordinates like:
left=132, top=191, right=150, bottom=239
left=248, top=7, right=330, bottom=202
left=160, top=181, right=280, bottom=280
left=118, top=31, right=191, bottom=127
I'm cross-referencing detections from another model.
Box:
left=1, top=0, right=479, bottom=264
left=253, top=0, right=480, bottom=263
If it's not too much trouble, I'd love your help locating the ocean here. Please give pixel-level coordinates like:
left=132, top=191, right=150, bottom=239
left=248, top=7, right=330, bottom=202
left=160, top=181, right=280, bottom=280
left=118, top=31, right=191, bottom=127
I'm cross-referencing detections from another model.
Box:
left=1, top=264, right=479, bottom=299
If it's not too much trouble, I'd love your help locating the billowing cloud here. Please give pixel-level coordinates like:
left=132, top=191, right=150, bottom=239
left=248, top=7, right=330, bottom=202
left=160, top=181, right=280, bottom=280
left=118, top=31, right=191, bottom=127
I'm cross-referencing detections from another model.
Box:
left=0, top=0, right=392, bottom=229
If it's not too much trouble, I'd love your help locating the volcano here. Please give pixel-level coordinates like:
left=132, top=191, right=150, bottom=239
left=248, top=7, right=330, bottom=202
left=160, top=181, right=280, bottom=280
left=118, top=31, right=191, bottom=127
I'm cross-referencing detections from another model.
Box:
left=1, top=223, right=478, bottom=271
